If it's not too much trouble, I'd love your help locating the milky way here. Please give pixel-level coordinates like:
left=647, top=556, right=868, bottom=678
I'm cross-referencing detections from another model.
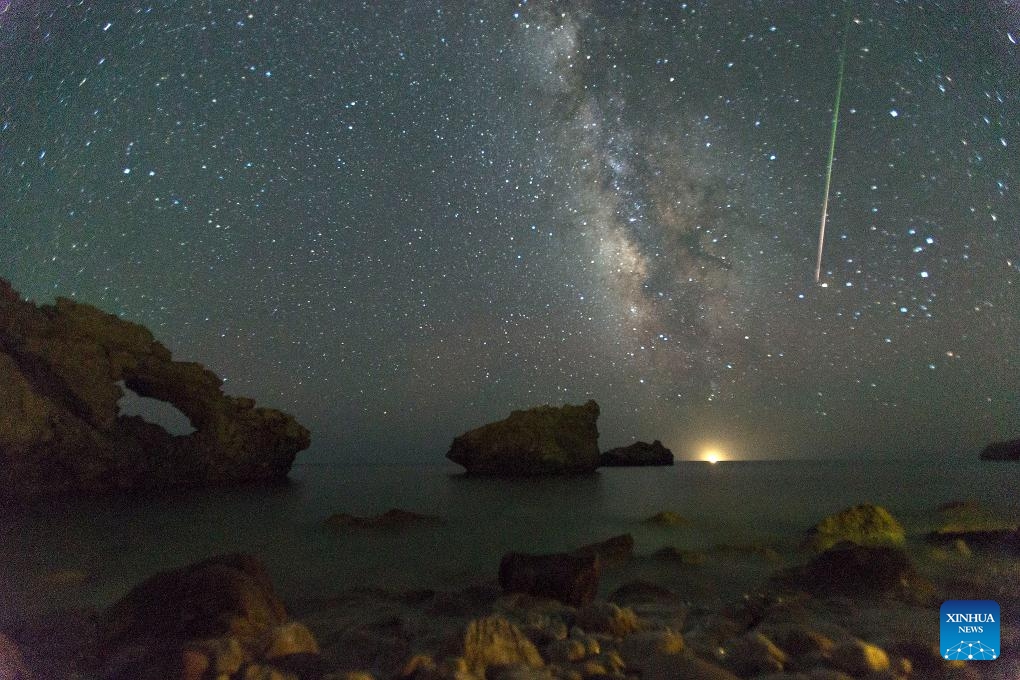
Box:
left=1, top=1, right=1017, bottom=460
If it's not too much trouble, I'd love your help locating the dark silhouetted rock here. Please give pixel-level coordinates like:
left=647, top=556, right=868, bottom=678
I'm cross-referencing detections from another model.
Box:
left=573, top=533, right=635, bottom=567
left=447, top=401, right=600, bottom=475
left=925, top=527, right=1020, bottom=555
left=99, top=554, right=287, bottom=657
left=801, top=503, right=905, bottom=552
left=0, top=279, right=310, bottom=503
left=600, top=439, right=674, bottom=466
left=498, top=552, right=601, bottom=607
left=980, top=438, right=1020, bottom=460
left=800, top=544, right=933, bottom=602
left=643, top=511, right=689, bottom=527
left=324, top=508, right=444, bottom=531
left=97, top=553, right=312, bottom=679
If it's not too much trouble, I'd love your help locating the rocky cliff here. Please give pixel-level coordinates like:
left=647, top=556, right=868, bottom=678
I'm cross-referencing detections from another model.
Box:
left=0, top=278, right=310, bottom=504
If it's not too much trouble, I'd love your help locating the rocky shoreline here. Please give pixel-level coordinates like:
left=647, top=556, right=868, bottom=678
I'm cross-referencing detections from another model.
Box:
left=3, top=503, right=1017, bottom=680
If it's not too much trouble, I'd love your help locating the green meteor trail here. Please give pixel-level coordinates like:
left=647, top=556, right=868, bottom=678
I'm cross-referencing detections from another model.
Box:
left=814, top=15, right=852, bottom=284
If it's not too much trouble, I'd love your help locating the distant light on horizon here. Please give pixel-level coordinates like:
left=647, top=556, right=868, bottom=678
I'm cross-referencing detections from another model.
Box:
left=703, top=448, right=725, bottom=464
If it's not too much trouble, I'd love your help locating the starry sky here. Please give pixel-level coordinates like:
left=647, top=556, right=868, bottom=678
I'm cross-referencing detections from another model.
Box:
left=2, top=1, right=1017, bottom=462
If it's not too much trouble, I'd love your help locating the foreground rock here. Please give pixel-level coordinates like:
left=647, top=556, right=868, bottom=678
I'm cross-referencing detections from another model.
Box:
left=0, top=279, right=310, bottom=503
left=980, top=437, right=1020, bottom=460
left=498, top=552, right=601, bottom=607
left=600, top=440, right=674, bottom=467
left=98, top=553, right=321, bottom=679
left=801, top=503, right=906, bottom=552
left=325, top=508, right=444, bottom=531
left=447, top=401, right=600, bottom=475
left=0, top=634, right=32, bottom=680
left=798, top=544, right=934, bottom=603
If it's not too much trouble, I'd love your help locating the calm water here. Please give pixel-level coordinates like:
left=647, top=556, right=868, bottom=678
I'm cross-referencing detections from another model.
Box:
left=2, top=457, right=1017, bottom=625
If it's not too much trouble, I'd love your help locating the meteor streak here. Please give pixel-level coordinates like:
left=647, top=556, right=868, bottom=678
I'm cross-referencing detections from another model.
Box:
left=814, top=14, right=852, bottom=284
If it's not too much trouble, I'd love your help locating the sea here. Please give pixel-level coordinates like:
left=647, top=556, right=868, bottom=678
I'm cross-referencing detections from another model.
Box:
left=2, top=456, right=1017, bottom=626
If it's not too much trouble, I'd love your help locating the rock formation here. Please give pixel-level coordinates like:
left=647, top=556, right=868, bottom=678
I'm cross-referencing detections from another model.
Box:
left=801, top=503, right=905, bottom=552
left=600, top=439, right=674, bottom=466
left=98, top=553, right=322, bottom=679
left=447, top=400, right=600, bottom=475
left=498, top=551, right=602, bottom=607
left=0, top=278, right=310, bottom=503
left=980, top=437, right=1020, bottom=460
left=323, top=508, right=444, bottom=531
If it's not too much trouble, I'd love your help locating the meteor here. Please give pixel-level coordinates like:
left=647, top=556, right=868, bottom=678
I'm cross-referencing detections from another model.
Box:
left=814, top=13, right=852, bottom=284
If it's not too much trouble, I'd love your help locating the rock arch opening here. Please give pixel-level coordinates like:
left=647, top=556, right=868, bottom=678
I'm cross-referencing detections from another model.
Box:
left=116, top=380, right=196, bottom=436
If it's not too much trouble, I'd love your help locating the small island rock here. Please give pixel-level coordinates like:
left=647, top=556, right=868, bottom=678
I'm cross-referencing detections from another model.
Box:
left=324, top=508, right=444, bottom=531
left=980, top=437, right=1020, bottom=460
left=600, top=440, right=674, bottom=467
left=447, top=401, right=600, bottom=476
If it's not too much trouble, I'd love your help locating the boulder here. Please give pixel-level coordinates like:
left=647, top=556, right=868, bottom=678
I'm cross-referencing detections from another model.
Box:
left=498, top=552, right=601, bottom=607
left=324, top=509, right=444, bottom=531
left=600, top=440, right=674, bottom=466
left=457, top=616, right=544, bottom=676
left=572, top=534, right=634, bottom=568
left=801, top=504, right=905, bottom=552
left=0, top=279, right=310, bottom=503
left=799, top=544, right=933, bottom=602
left=99, top=553, right=289, bottom=674
left=980, top=438, right=1020, bottom=460
left=574, top=602, right=640, bottom=637
left=447, top=401, right=600, bottom=475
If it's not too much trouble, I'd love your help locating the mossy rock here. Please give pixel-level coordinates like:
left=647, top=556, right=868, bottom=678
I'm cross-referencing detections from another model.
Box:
left=802, top=504, right=905, bottom=552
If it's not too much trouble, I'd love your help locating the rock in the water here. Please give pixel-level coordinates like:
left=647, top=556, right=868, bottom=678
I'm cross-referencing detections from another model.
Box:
left=447, top=401, right=600, bottom=475
left=980, top=438, right=1020, bottom=460
left=643, top=511, right=689, bottom=527
left=802, top=504, right=906, bottom=552
left=0, top=279, right=310, bottom=503
left=925, top=527, right=1020, bottom=555
left=572, top=533, right=634, bottom=568
left=99, top=553, right=288, bottom=672
left=599, top=439, right=674, bottom=466
left=324, top=508, right=444, bottom=531
left=498, top=552, right=601, bottom=607
left=800, top=544, right=932, bottom=602
left=458, top=616, right=544, bottom=676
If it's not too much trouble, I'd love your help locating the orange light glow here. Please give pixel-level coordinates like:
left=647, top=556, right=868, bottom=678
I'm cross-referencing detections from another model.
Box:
left=704, top=449, right=723, bottom=464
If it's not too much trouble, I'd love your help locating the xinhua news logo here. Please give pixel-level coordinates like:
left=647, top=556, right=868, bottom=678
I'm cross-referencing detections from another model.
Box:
left=941, top=600, right=1000, bottom=661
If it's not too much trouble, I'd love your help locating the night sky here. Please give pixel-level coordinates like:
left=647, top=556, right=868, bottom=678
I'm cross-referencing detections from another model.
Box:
left=2, top=1, right=1017, bottom=462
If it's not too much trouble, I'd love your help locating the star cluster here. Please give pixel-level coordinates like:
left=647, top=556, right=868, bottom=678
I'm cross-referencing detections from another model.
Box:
left=2, top=1, right=1017, bottom=460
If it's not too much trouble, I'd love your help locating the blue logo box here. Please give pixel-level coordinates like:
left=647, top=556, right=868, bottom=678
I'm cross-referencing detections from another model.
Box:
left=941, top=600, right=1000, bottom=661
